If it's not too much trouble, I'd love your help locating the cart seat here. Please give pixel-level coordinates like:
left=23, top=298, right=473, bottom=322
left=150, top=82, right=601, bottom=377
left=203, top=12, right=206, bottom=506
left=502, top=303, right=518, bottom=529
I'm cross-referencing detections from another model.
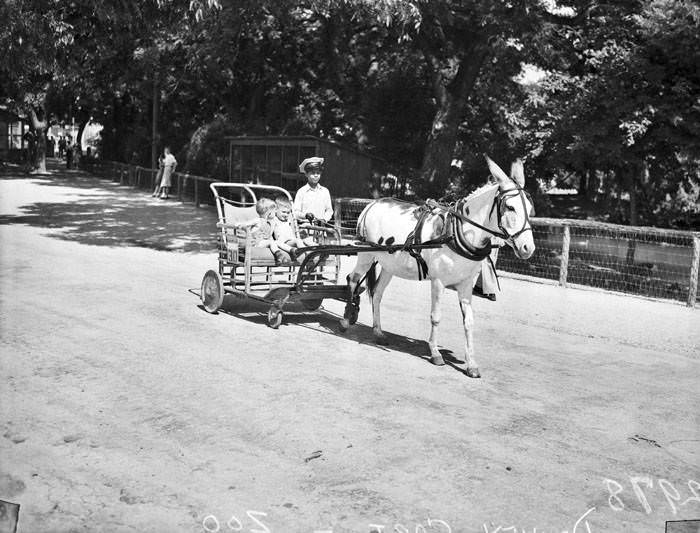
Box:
left=223, top=202, right=257, bottom=225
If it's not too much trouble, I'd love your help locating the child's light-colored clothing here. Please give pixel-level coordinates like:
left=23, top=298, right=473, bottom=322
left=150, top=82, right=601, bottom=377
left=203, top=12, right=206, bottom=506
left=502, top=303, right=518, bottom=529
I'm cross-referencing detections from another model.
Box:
left=273, top=219, right=296, bottom=244
left=249, top=218, right=273, bottom=246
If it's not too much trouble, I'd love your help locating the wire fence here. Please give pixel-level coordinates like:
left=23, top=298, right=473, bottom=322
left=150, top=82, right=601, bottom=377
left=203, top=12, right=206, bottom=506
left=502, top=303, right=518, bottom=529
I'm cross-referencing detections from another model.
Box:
left=333, top=197, right=700, bottom=307
left=82, top=163, right=699, bottom=307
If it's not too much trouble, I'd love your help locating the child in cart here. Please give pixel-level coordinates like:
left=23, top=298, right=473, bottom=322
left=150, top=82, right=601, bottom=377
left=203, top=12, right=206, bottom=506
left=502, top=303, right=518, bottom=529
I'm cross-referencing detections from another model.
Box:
left=272, top=197, right=307, bottom=262
left=239, top=197, right=292, bottom=265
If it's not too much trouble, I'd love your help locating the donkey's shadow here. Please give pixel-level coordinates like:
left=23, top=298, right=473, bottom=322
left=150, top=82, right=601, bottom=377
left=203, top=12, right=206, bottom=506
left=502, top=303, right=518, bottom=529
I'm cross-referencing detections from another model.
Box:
left=195, top=292, right=472, bottom=376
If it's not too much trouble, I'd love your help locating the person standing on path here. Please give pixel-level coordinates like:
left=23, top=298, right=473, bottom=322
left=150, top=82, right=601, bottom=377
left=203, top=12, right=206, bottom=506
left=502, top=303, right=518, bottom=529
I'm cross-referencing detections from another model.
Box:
left=65, top=142, right=73, bottom=169
left=151, top=154, right=165, bottom=197
left=159, top=147, right=177, bottom=200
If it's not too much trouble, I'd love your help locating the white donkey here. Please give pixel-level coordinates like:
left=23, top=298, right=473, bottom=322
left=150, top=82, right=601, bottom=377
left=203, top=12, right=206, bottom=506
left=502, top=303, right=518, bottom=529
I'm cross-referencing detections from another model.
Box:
left=340, top=156, right=536, bottom=378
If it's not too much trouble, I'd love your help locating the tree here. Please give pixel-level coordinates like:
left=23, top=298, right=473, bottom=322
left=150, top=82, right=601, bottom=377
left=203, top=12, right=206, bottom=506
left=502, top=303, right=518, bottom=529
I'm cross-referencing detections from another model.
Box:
left=525, top=0, right=700, bottom=226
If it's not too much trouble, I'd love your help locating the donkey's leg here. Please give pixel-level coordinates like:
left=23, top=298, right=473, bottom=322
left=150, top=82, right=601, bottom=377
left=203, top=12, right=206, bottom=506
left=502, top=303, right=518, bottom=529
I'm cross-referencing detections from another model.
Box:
left=339, top=253, right=375, bottom=332
left=427, top=278, right=446, bottom=365
left=370, top=270, right=393, bottom=345
left=456, top=281, right=481, bottom=378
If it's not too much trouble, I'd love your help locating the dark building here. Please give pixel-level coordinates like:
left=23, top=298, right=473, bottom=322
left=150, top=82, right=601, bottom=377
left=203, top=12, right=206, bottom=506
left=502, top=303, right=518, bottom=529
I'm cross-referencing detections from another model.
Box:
left=0, top=107, right=28, bottom=161
left=226, top=135, right=395, bottom=198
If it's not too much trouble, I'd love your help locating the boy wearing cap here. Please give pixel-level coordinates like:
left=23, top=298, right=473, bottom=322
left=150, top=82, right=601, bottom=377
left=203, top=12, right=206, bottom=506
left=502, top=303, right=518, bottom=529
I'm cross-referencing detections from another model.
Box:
left=293, top=157, right=333, bottom=224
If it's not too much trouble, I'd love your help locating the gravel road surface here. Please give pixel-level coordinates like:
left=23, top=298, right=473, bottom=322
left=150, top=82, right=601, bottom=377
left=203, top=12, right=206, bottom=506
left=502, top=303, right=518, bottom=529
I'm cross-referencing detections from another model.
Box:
left=1, top=163, right=698, bottom=533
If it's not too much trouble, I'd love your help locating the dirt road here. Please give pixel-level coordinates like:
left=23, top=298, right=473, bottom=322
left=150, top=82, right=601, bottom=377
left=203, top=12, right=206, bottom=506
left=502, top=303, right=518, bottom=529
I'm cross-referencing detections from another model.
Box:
left=1, top=163, right=698, bottom=533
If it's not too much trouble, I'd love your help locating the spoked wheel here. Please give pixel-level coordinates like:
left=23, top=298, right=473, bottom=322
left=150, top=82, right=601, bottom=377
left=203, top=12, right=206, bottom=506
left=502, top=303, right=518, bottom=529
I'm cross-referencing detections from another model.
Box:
left=201, top=270, right=224, bottom=313
left=301, top=298, right=323, bottom=311
left=267, top=307, right=283, bottom=329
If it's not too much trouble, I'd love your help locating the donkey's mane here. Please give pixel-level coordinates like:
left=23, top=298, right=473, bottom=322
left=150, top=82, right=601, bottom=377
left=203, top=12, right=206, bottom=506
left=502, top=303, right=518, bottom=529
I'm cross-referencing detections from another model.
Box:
left=464, top=181, right=498, bottom=202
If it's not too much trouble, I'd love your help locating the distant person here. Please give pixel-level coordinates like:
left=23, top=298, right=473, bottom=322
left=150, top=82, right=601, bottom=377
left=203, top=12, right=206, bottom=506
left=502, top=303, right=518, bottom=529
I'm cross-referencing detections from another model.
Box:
left=58, top=136, right=66, bottom=158
left=23, top=130, right=36, bottom=168
left=158, top=146, right=177, bottom=200
left=65, top=142, right=73, bottom=169
left=151, top=154, right=165, bottom=197
left=293, top=157, right=333, bottom=224
left=73, top=142, right=81, bottom=167
left=47, top=136, right=55, bottom=158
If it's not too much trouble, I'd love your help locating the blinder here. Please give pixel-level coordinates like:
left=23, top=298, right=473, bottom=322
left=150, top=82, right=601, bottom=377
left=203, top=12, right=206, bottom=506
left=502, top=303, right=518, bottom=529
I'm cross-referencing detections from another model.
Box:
left=483, top=185, right=534, bottom=241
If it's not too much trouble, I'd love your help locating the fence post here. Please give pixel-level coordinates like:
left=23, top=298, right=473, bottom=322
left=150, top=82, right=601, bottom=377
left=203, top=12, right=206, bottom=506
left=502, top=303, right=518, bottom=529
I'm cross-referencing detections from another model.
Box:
left=688, top=236, right=700, bottom=308
left=559, top=224, right=570, bottom=287
left=194, top=177, right=199, bottom=208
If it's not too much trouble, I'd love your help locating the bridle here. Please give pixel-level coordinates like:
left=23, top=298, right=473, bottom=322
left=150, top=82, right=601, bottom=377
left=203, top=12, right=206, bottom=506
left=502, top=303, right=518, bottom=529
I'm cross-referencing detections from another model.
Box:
left=489, top=183, right=535, bottom=240
left=450, top=181, right=534, bottom=244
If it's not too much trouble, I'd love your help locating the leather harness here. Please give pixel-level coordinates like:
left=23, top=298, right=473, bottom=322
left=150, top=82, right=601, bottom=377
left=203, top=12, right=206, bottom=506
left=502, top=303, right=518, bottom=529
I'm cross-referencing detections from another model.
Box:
left=364, top=185, right=533, bottom=281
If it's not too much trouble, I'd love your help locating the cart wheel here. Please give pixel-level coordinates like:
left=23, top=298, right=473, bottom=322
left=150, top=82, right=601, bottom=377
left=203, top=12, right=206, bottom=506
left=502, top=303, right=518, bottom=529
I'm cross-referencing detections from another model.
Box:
left=301, top=298, right=323, bottom=311
left=267, top=307, right=283, bottom=329
left=201, top=270, right=224, bottom=313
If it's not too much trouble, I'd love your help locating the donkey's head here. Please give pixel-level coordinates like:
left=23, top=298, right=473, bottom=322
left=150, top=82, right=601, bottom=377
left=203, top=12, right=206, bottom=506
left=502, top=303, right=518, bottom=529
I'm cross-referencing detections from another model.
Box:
left=485, top=156, right=536, bottom=260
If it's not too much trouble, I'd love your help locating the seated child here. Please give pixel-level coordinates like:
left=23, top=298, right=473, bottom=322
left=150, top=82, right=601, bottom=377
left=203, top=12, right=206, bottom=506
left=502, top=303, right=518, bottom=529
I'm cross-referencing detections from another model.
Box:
left=239, top=197, right=290, bottom=264
left=272, top=197, right=307, bottom=260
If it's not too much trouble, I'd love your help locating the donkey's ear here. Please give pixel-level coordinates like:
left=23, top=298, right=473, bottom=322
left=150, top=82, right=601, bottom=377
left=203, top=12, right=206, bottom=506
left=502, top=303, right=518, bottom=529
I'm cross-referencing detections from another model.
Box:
left=510, top=159, right=525, bottom=187
left=485, top=155, right=509, bottom=186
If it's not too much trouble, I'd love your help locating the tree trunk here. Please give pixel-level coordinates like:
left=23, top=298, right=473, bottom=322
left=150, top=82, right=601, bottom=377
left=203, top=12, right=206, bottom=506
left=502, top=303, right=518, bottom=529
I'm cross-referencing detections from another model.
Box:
left=417, top=42, right=489, bottom=199
left=624, top=164, right=640, bottom=267
left=626, top=164, right=638, bottom=225
left=151, top=72, right=160, bottom=171
left=28, top=103, right=48, bottom=173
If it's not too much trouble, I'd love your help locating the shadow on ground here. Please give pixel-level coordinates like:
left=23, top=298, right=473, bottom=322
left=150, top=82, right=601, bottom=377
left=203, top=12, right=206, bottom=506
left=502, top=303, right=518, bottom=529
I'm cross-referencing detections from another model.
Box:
left=194, top=291, right=474, bottom=376
left=0, top=161, right=217, bottom=253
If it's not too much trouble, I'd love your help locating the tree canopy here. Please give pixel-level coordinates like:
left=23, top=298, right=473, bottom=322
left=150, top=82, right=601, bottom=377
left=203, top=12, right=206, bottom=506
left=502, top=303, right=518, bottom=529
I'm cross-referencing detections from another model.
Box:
left=2, top=0, right=698, bottom=228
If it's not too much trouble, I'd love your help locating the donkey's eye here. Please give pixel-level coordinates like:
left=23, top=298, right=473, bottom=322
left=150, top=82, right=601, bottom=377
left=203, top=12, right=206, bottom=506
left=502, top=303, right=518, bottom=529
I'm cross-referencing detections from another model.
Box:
left=505, top=205, right=516, bottom=212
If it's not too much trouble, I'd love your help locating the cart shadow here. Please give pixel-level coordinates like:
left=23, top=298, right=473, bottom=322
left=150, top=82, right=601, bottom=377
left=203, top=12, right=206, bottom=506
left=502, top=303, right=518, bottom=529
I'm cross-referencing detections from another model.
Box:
left=196, top=293, right=474, bottom=376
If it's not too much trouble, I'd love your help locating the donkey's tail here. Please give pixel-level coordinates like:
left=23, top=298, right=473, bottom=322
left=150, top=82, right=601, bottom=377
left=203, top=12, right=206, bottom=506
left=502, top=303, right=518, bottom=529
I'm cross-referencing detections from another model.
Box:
left=365, top=261, right=379, bottom=298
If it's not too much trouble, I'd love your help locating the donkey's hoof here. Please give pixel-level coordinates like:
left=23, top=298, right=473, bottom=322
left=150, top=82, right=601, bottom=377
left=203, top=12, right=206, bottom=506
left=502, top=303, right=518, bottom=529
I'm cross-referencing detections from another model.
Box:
left=338, top=318, right=349, bottom=332
left=374, top=335, right=389, bottom=346
left=466, top=366, right=481, bottom=378
left=430, top=354, right=445, bottom=366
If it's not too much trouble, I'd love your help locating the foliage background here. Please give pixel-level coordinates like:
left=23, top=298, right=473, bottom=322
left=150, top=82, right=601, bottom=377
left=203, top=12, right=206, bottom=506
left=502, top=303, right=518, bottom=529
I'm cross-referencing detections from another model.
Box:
left=1, top=0, right=698, bottom=229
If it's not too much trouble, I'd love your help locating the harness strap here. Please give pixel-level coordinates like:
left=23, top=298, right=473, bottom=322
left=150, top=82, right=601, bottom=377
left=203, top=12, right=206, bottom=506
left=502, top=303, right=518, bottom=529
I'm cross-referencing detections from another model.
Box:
left=486, top=253, right=501, bottom=292
left=403, top=205, right=487, bottom=280
left=445, top=214, right=493, bottom=261
left=401, top=206, right=435, bottom=280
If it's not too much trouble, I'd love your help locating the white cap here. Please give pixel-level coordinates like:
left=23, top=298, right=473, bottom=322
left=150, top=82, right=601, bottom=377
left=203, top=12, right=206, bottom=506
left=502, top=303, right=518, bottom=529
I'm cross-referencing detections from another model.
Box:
left=299, top=157, right=324, bottom=173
